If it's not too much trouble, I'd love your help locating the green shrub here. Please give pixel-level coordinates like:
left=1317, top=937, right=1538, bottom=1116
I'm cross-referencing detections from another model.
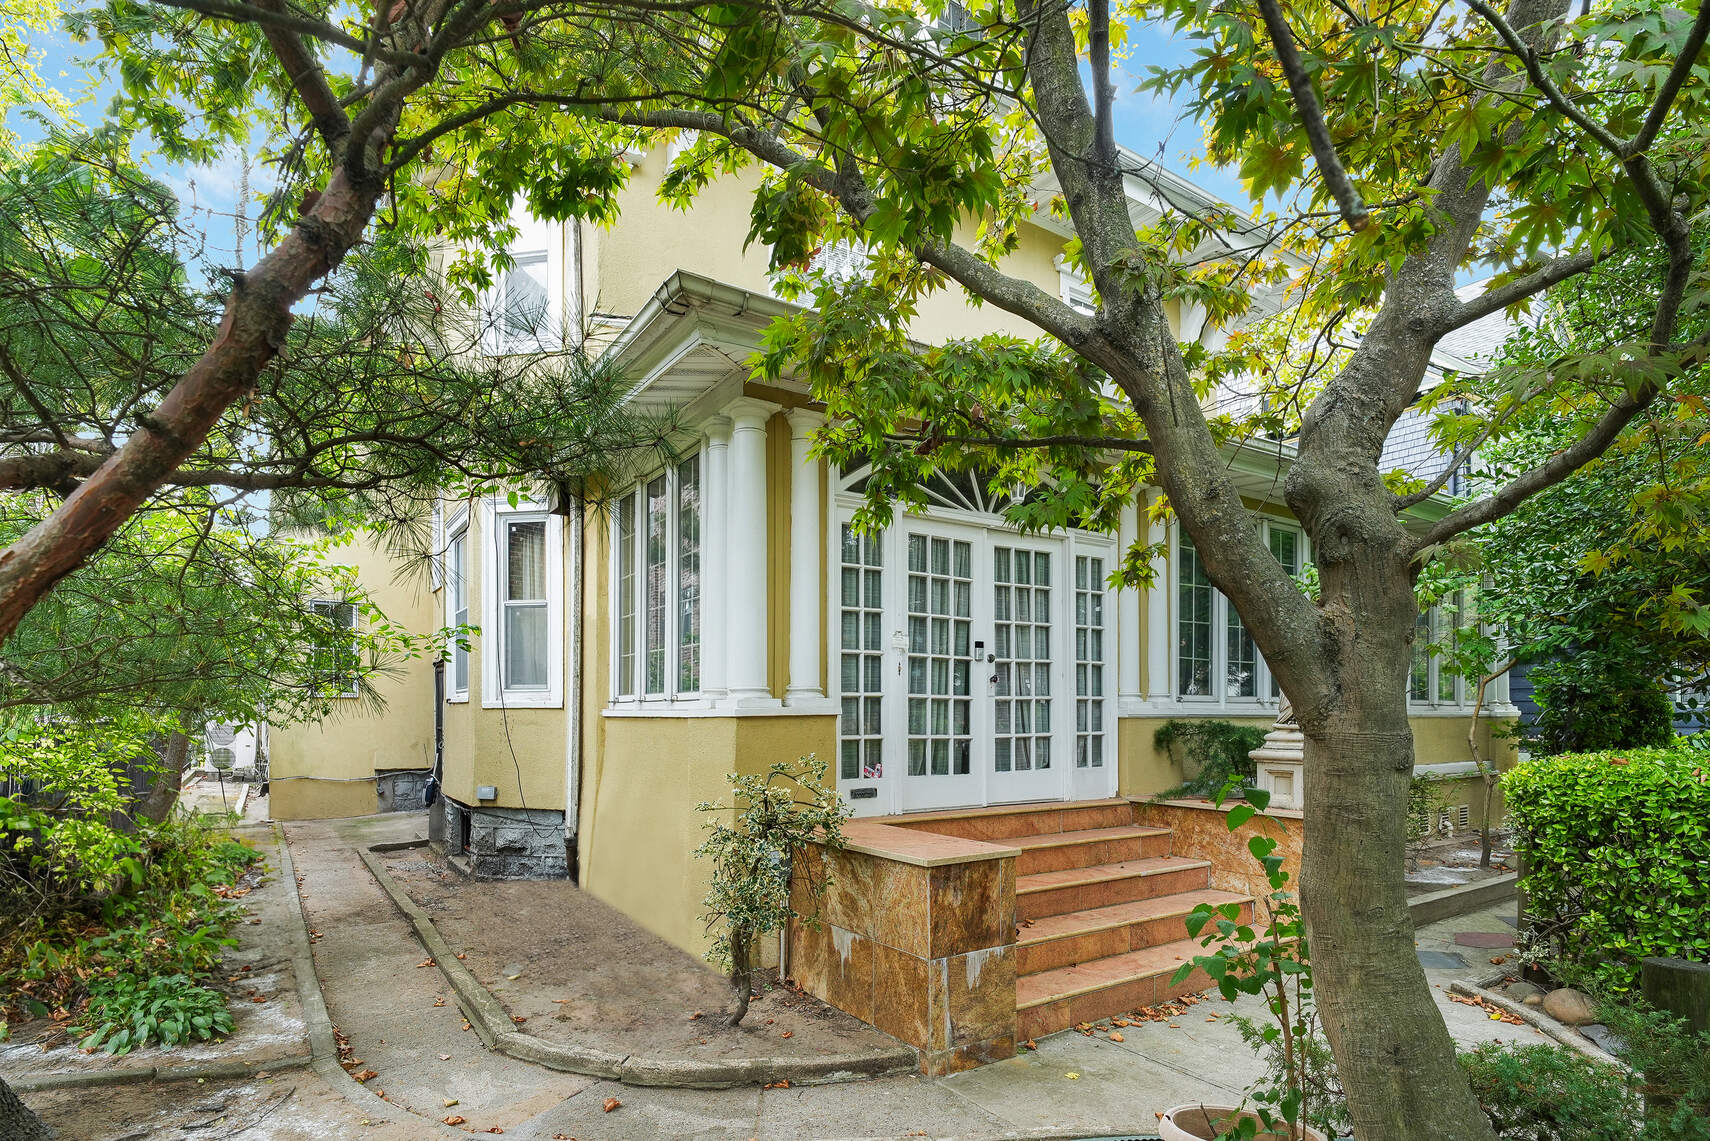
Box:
left=1154, top=719, right=1267, bottom=798
left=1503, top=747, right=1710, bottom=991
left=1460, top=1042, right=1641, bottom=1140
left=1598, top=1001, right=1710, bottom=1139
left=78, top=972, right=233, bottom=1054
left=1529, top=657, right=1675, bottom=755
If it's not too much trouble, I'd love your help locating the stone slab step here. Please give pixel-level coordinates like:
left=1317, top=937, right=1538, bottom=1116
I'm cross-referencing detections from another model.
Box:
left=890, top=798, right=1136, bottom=842
left=1015, top=938, right=1217, bottom=1040
left=1016, top=856, right=1213, bottom=921
left=1011, top=825, right=1174, bottom=876
left=1016, top=889, right=1253, bottom=975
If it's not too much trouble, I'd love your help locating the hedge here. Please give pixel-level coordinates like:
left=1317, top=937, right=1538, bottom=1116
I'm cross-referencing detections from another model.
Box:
left=1503, top=746, right=1710, bottom=991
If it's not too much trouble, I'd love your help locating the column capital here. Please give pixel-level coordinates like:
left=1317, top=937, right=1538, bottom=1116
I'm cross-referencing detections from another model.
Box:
left=703, top=414, right=733, bottom=445
left=785, top=406, right=826, bottom=437
left=724, top=397, right=776, bottom=431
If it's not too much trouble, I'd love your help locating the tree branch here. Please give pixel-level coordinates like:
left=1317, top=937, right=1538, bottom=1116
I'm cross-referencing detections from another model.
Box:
left=1255, top=0, right=1370, bottom=231
left=1440, top=248, right=1603, bottom=333
left=250, top=0, right=353, bottom=150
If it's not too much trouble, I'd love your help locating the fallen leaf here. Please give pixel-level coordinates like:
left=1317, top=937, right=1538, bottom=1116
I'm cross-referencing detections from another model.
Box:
left=513, top=1016, right=528, bottom=1024
left=442, top=1116, right=465, bottom=1126
left=456, top=952, right=467, bottom=960
left=251, top=996, right=268, bottom=1004
left=688, top=1011, right=703, bottom=1020
left=444, top=1098, right=459, bottom=1107
left=417, top=958, right=435, bottom=968
left=351, top=1069, right=378, bottom=1083
left=506, top=973, right=521, bottom=980
left=439, top=1053, right=452, bottom=1061
left=1109, top=1032, right=1125, bottom=1042
left=1065, top=1072, right=1080, bottom=1080
left=780, top=1030, right=793, bottom=1039
left=484, top=1129, right=503, bottom=1134
left=602, top=1097, right=622, bottom=1113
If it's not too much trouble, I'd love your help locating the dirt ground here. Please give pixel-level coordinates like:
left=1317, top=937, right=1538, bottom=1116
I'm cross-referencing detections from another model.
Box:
left=382, top=847, right=902, bottom=1062
left=1405, top=832, right=1516, bottom=896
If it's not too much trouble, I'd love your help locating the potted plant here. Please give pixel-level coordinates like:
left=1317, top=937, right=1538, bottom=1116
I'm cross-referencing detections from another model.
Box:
left=1158, top=786, right=1341, bottom=1141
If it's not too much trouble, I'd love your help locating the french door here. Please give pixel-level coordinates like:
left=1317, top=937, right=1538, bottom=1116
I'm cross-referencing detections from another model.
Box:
left=835, top=513, right=1113, bottom=815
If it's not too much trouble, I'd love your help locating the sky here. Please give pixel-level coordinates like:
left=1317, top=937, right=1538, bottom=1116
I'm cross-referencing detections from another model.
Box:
left=12, top=14, right=1248, bottom=276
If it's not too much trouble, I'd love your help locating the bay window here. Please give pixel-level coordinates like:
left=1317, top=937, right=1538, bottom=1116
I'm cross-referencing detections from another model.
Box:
left=612, top=453, right=702, bottom=702
left=1176, top=520, right=1305, bottom=704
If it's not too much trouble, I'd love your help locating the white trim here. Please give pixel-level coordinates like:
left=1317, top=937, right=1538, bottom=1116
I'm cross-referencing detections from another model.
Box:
left=445, top=507, right=471, bottom=703
left=785, top=408, right=825, bottom=703
left=480, top=201, right=570, bottom=356
left=481, top=499, right=564, bottom=709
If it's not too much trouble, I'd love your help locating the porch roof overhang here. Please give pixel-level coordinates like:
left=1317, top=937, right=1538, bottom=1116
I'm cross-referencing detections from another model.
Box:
left=601, top=270, right=1456, bottom=525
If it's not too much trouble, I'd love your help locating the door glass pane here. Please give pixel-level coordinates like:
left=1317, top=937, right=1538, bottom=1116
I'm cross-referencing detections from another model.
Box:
left=906, top=532, right=972, bottom=779
left=995, top=546, right=1053, bottom=773
left=838, top=523, right=885, bottom=779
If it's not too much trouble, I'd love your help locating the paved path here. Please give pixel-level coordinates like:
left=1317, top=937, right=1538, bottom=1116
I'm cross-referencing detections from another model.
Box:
left=22, top=812, right=1551, bottom=1140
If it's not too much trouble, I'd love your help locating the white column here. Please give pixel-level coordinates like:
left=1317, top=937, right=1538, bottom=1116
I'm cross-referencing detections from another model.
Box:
left=1117, top=499, right=1142, bottom=702
left=785, top=409, right=825, bottom=704
left=700, top=417, right=731, bottom=700
left=725, top=400, right=773, bottom=703
left=1145, top=490, right=1172, bottom=706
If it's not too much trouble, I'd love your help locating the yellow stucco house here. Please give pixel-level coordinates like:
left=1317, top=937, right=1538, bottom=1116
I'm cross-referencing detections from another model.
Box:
left=268, top=144, right=1518, bottom=1071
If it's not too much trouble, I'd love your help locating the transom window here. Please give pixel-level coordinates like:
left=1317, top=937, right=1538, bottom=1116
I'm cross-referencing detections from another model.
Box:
left=612, top=454, right=702, bottom=701
left=1177, top=520, right=1305, bottom=703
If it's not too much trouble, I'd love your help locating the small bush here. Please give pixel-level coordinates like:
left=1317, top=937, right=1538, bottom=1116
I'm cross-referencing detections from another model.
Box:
left=1503, top=746, right=1710, bottom=990
left=1154, top=719, right=1267, bottom=798
left=1598, top=1001, right=1710, bottom=1139
left=78, top=972, right=233, bottom=1054
left=1460, top=1042, right=1641, bottom=1140
left=1529, top=657, right=1675, bottom=755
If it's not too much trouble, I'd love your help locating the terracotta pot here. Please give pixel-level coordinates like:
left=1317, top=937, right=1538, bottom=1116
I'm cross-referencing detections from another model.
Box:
left=1158, top=1104, right=1329, bottom=1141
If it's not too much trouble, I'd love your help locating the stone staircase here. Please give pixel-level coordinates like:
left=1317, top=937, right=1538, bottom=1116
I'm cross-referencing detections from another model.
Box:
left=895, top=798, right=1254, bottom=1042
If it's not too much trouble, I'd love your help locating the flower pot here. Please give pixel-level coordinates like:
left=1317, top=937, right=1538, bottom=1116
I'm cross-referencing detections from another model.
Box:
left=1159, top=1104, right=1328, bottom=1141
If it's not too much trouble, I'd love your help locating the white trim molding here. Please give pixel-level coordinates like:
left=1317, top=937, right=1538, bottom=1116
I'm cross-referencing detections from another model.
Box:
left=481, top=497, right=565, bottom=709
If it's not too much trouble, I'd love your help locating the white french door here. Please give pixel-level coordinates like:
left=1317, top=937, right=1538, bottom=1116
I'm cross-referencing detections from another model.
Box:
left=835, top=511, right=1115, bottom=816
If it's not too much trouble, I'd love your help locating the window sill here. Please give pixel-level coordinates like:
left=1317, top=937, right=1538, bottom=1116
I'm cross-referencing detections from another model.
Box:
left=482, top=692, right=563, bottom=710
left=447, top=694, right=470, bottom=705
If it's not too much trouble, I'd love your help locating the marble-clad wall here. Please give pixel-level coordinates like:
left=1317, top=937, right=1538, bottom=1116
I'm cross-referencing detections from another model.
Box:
left=1133, top=799, right=1304, bottom=899
left=788, top=831, right=1018, bottom=1075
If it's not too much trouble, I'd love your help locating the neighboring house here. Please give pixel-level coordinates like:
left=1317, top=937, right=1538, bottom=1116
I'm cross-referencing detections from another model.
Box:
left=267, top=145, right=1519, bottom=1073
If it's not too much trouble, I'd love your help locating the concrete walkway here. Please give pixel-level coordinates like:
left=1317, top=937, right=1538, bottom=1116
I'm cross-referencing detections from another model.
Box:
left=20, top=812, right=1550, bottom=1140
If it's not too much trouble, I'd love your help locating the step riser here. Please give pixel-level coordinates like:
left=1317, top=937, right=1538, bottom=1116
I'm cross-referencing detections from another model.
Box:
left=1017, top=965, right=1217, bottom=1041
left=1016, top=832, right=1173, bottom=876
left=904, top=803, right=1134, bottom=842
left=1018, top=902, right=1255, bottom=976
left=1018, top=865, right=1210, bottom=921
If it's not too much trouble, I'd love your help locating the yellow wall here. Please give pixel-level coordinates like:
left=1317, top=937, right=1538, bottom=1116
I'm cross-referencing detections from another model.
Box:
left=584, top=150, right=1072, bottom=345
left=439, top=499, right=569, bottom=812
left=269, top=536, right=439, bottom=820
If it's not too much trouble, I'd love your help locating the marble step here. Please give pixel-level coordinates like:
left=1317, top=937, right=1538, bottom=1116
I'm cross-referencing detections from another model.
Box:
left=1016, top=937, right=1218, bottom=1041
left=1017, top=889, right=1253, bottom=975
left=1016, top=856, right=1213, bottom=921
left=1011, top=825, right=1174, bottom=876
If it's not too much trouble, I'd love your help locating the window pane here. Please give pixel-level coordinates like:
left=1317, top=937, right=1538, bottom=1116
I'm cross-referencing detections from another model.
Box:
left=497, top=249, right=553, bottom=352
left=1178, top=535, right=1213, bottom=696
left=505, top=603, right=548, bottom=688
left=678, top=455, right=701, bottom=692
left=506, top=520, right=546, bottom=602
left=1408, top=609, right=1430, bottom=702
left=1269, top=527, right=1300, bottom=576
left=450, top=532, right=469, bottom=693
left=616, top=496, right=637, bottom=697
left=645, top=475, right=668, bottom=693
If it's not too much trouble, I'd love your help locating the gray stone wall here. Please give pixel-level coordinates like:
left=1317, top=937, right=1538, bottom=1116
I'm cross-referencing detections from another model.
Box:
left=435, top=797, right=567, bottom=879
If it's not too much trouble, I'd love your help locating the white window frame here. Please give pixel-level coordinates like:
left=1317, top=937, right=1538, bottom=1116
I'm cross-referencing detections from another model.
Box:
left=445, top=509, right=471, bottom=703
left=481, top=499, right=564, bottom=709
left=1408, top=592, right=1474, bottom=713
left=308, top=597, right=360, bottom=699
left=480, top=202, right=571, bottom=357
left=429, top=499, right=444, bottom=590
left=1055, top=254, right=1096, bottom=315
left=608, top=453, right=704, bottom=708
left=1172, top=518, right=1307, bottom=708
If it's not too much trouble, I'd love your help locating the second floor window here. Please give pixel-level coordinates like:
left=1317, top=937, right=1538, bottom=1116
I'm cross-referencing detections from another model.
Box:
left=613, top=453, right=701, bottom=700
left=482, top=209, right=566, bottom=355
left=309, top=598, right=360, bottom=698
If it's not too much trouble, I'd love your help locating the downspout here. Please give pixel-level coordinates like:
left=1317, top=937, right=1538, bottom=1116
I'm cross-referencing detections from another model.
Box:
left=565, top=490, right=584, bottom=881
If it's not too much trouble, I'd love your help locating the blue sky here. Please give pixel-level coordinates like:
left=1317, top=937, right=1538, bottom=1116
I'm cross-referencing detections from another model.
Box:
left=14, top=14, right=1246, bottom=270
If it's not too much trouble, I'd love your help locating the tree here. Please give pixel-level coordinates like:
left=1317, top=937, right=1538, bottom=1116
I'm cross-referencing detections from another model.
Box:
left=5, top=0, right=1707, bottom=1137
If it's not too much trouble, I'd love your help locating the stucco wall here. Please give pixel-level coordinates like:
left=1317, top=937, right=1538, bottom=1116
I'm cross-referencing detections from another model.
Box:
left=269, top=536, right=438, bottom=820
left=577, top=713, right=836, bottom=957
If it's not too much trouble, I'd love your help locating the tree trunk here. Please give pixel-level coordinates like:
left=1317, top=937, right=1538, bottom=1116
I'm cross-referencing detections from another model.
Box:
left=137, top=730, right=190, bottom=824
left=1299, top=561, right=1499, bottom=1141
left=725, top=928, right=753, bottom=1027
left=0, top=1074, right=52, bottom=1141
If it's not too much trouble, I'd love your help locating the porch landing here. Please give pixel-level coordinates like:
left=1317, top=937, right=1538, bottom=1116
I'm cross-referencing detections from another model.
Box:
left=789, top=798, right=1255, bottom=1074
